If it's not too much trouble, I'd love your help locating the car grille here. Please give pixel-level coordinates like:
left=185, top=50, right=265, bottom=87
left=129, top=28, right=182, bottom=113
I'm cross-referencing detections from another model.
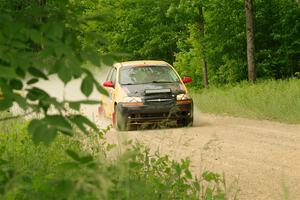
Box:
left=144, top=93, right=175, bottom=106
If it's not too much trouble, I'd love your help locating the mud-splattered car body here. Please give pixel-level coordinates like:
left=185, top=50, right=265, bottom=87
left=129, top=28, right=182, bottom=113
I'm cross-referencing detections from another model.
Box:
left=100, top=60, right=193, bottom=130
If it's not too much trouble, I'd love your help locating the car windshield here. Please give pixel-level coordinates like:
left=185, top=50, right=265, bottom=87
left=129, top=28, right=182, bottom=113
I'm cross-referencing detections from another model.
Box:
left=119, top=65, right=180, bottom=85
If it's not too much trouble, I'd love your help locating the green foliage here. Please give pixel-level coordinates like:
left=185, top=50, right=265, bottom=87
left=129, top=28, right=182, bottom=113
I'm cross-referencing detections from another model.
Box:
left=0, top=0, right=109, bottom=142
left=170, top=0, right=247, bottom=86
left=0, top=116, right=235, bottom=199
left=173, top=24, right=203, bottom=88
left=204, top=0, right=247, bottom=84
left=193, top=79, right=300, bottom=124
left=126, top=145, right=231, bottom=200
left=0, top=113, right=81, bottom=199
left=170, top=0, right=300, bottom=86
left=255, top=0, right=300, bottom=78
left=96, top=0, right=185, bottom=63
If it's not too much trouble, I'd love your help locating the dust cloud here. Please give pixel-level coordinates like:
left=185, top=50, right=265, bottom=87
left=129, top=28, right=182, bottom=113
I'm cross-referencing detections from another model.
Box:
left=193, top=107, right=206, bottom=127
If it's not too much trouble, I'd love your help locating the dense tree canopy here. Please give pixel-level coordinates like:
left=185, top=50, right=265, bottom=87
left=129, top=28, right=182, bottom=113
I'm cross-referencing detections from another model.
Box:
left=96, top=0, right=300, bottom=86
left=96, top=0, right=184, bottom=63
left=1, top=0, right=298, bottom=95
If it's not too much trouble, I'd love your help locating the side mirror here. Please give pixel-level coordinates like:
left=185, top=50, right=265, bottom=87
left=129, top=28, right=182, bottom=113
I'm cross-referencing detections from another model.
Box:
left=182, top=76, right=192, bottom=84
left=103, top=80, right=114, bottom=88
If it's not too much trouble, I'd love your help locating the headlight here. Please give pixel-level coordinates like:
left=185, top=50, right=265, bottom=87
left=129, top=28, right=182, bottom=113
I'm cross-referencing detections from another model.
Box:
left=123, top=97, right=143, bottom=102
left=122, top=97, right=144, bottom=107
left=176, top=93, right=192, bottom=105
left=176, top=93, right=191, bottom=101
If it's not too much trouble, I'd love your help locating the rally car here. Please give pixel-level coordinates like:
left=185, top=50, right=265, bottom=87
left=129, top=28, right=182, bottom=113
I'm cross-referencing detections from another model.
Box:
left=99, top=60, right=193, bottom=130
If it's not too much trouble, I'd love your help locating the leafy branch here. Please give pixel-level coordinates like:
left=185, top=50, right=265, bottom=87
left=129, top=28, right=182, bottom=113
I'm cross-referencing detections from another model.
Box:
left=0, top=0, right=109, bottom=144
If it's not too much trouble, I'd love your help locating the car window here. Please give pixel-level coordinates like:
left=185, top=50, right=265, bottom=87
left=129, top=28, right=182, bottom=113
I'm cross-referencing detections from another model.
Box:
left=119, top=65, right=180, bottom=85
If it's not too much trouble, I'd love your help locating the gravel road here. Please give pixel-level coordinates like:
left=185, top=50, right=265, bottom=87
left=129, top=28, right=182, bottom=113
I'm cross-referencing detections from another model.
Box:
left=36, top=72, right=300, bottom=200
left=107, top=114, right=300, bottom=200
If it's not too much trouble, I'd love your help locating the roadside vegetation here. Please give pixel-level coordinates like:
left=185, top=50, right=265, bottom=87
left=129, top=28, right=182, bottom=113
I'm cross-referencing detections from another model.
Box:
left=193, top=79, right=300, bottom=124
left=0, top=112, right=235, bottom=200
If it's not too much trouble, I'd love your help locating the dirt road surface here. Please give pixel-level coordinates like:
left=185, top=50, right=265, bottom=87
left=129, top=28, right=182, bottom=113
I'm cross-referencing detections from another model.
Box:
left=107, top=114, right=300, bottom=200
left=35, top=73, right=300, bottom=200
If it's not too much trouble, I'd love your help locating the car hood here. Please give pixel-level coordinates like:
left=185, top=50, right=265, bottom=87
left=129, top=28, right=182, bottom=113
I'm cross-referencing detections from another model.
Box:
left=121, top=82, right=186, bottom=97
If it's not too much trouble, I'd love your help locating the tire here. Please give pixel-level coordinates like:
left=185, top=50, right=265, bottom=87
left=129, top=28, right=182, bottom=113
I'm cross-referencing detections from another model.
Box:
left=115, top=106, right=127, bottom=131
left=188, top=117, right=194, bottom=127
left=183, top=116, right=193, bottom=127
left=184, top=106, right=194, bottom=127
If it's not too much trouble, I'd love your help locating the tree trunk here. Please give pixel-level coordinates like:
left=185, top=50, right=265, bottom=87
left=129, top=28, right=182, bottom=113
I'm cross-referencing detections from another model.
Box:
left=202, top=59, right=208, bottom=88
left=37, top=0, right=46, bottom=6
left=245, top=0, right=256, bottom=83
left=198, top=5, right=209, bottom=88
left=38, top=0, right=46, bottom=49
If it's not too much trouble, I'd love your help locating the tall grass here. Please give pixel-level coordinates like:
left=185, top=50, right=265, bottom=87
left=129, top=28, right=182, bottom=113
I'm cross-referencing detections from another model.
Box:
left=192, top=79, right=300, bottom=124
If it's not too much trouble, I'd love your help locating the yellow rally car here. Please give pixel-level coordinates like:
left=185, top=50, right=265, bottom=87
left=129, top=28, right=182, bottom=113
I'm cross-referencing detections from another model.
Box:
left=99, top=60, right=193, bottom=130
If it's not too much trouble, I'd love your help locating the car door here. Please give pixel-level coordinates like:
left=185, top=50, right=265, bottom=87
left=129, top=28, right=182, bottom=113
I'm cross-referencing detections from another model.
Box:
left=103, top=67, right=117, bottom=118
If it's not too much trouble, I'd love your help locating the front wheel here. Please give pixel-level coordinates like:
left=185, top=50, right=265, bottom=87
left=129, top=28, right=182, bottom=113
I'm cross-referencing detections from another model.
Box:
left=183, top=116, right=193, bottom=127
left=115, top=106, right=127, bottom=131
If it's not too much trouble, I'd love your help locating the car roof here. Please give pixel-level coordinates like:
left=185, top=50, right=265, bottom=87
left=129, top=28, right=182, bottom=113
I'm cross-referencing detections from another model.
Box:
left=114, top=60, right=170, bottom=69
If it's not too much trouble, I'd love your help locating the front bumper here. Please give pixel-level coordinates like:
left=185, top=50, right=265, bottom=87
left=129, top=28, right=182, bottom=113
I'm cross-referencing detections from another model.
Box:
left=116, top=101, right=193, bottom=126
